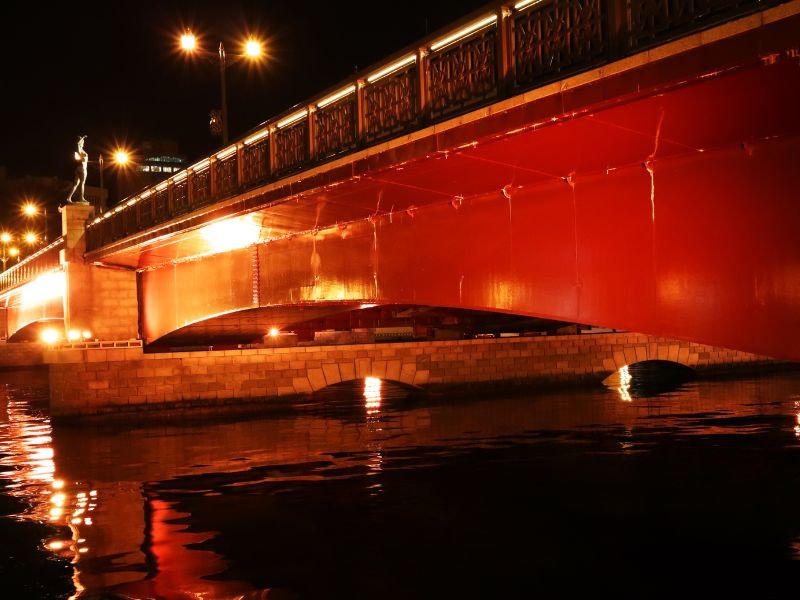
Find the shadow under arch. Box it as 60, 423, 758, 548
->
603, 360, 696, 399
7, 318, 65, 343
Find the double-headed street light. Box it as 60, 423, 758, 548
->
22, 201, 47, 243
0, 231, 36, 271
179, 31, 265, 145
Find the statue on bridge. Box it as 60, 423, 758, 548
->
65, 135, 90, 205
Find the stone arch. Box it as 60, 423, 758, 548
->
7, 318, 65, 343
290, 356, 426, 396
601, 340, 697, 378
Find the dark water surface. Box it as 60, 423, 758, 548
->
2, 366, 800, 599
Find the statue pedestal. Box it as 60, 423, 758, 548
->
58, 204, 139, 342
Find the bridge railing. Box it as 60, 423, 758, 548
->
0, 238, 64, 295
85, 0, 784, 253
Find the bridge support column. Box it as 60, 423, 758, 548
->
60, 205, 139, 341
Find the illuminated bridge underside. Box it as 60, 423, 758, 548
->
119, 54, 798, 357
1, 271, 65, 341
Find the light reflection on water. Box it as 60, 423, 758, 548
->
1, 368, 800, 598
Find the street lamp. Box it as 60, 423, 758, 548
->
94, 149, 131, 213
179, 30, 265, 145
22, 201, 48, 244
0, 232, 20, 272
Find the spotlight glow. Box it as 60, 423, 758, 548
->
41, 328, 62, 345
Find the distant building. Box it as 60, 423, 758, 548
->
116, 140, 186, 202
137, 140, 185, 177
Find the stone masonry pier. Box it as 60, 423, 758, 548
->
47, 332, 776, 419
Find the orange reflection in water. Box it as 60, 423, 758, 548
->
113, 498, 252, 600
0, 387, 89, 597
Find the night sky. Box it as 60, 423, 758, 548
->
0, 0, 490, 184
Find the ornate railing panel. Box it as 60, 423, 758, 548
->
429, 27, 498, 119
364, 65, 418, 142
123, 205, 138, 237
274, 121, 309, 174
173, 180, 189, 215
315, 96, 358, 159
112, 209, 126, 240
191, 168, 212, 207
243, 138, 270, 187
154, 189, 170, 223
513, 0, 606, 87
628, 0, 770, 48
138, 195, 155, 229
215, 154, 238, 198
84, 0, 787, 253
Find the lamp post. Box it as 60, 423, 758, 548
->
179, 31, 265, 146
94, 149, 130, 213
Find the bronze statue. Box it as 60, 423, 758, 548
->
66, 135, 90, 204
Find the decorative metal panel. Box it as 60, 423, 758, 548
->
191, 168, 212, 207
138, 195, 155, 229
275, 121, 309, 174
100, 219, 115, 246
123, 204, 138, 236
173, 181, 189, 215
243, 138, 269, 186
513, 0, 605, 88
364, 66, 418, 142
428, 28, 498, 119
154, 189, 170, 223
215, 154, 238, 197
628, 0, 766, 48
111, 211, 125, 241
315, 96, 357, 159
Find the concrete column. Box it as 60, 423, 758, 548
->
59, 204, 139, 341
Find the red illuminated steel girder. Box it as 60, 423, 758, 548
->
140, 57, 800, 359
109, 15, 800, 360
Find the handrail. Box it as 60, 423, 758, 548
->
0, 237, 64, 295
85, 0, 787, 253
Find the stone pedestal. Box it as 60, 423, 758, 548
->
60, 204, 139, 341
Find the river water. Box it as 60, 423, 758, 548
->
2, 366, 800, 599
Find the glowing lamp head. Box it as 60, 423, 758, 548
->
244, 38, 263, 58
23, 202, 39, 216
67, 330, 81, 342
0, 232, 11, 244
113, 150, 129, 165
9, 247, 19, 258
180, 32, 197, 51
268, 327, 280, 338
82, 330, 92, 340
24, 232, 38, 245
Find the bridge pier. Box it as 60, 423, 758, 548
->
60, 205, 138, 342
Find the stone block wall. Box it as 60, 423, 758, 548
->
0, 342, 44, 368
46, 332, 777, 418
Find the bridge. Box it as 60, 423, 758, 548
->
1, 0, 799, 361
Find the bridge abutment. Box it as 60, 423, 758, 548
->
46, 333, 779, 419
60, 205, 138, 342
